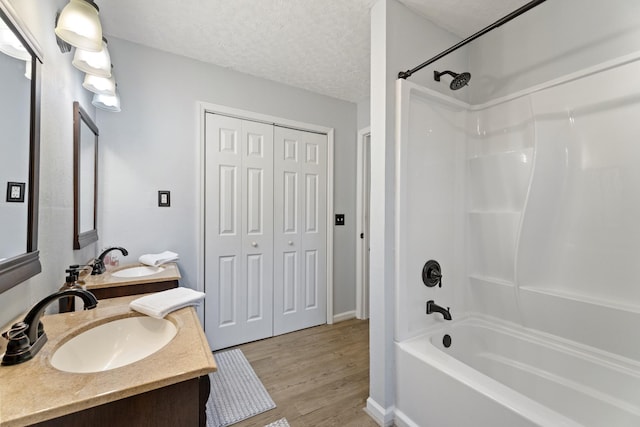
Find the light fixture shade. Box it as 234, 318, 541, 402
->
92, 90, 120, 112
72, 39, 111, 77
83, 72, 115, 95
24, 59, 32, 80
0, 21, 30, 61
54, 0, 102, 52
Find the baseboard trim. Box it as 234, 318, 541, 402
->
394, 408, 419, 427
364, 397, 395, 426
333, 310, 356, 323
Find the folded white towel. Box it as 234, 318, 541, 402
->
138, 251, 179, 267
130, 287, 205, 318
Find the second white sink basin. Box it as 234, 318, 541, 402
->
111, 265, 165, 278
50, 316, 177, 373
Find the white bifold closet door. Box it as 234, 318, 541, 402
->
205, 113, 327, 350
273, 126, 327, 335
205, 114, 274, 350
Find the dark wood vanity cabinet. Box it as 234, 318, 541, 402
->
88, 279, 179, 300
30, 374, 211, 427
57, 280, 179, 313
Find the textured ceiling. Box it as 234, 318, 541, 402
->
398, 0, 529, 38
99, 0, 530, 103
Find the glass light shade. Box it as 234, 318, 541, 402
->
72, 39, 111, 77
54, 0, 102, 52
83, 72, 115, 95
0, 22, 30, 61
24, 59, 32, 80
92, 90, 120, 112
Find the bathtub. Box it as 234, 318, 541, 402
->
394, 315, 640, 427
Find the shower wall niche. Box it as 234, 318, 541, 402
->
466, 96, 534, 323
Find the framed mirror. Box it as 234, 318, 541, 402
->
0, 0, 43, 293
73, 101, 98, 249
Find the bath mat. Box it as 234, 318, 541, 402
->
264, 418, 290, 427
206, 349, 276, 427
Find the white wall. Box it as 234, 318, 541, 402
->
0, 0, 97, 327
368, 0, 464, 422
357, 96, 370, 131
97, 37, 358, 318
469, 0, 640, 104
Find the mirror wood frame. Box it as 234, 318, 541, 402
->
0, 1, 43, 293
73, 101, 99, 249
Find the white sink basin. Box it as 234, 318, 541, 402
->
111, 265, 165, 278
50, 317, 177, 373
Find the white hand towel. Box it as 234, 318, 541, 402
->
130, 287, 205, 318
138, 251, 179, 267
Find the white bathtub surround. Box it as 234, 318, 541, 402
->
396, 315, 640, 427
394, 52, 640, 426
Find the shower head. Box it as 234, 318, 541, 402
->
434, 70, 471, 90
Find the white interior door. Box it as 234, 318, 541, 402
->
273, 126, 327, 335
205, 113, 274, 350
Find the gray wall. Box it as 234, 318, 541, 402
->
97, 37, 358, 318
368, 0, 464, 420
0, 0, 97, 327
357, 96, 370, 131
469, 0, 640, 104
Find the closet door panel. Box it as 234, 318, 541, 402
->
273, 127, 327, 335
205, 114, 273, 350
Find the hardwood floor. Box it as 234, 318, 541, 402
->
225, 319, 378, 427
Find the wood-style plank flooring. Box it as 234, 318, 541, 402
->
226, 319, 378, 427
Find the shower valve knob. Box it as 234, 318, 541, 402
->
422, 260, 442, 288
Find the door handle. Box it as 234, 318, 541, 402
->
251, 241, 258, 247
288, 241, 294, 246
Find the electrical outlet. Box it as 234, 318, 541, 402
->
335, 214, 345, 226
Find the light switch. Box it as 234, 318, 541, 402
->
158, 191, 171, 207
335, 214, 345, 226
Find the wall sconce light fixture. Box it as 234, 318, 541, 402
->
54, 0, 102, 52
83, 72, 115, 95
72, 37, 111, 77
92, 86, 120, 112
0, 19, 30, 60
24, 60, 32, 80
55, 0, 121, 112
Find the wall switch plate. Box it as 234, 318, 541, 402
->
158, 191, 171, 207
335, 214, 345, 226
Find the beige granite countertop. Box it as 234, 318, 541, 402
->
0, 294, 216, 427
82, 262, 181, 290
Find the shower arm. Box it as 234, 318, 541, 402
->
397, 0, 547, 80
434, 70, 458, 81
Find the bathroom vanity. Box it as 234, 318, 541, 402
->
0, 295, 216, 426
82, 262, 180, 300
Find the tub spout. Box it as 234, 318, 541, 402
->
426, 300, 452, 320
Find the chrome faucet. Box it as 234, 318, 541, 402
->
1, 288, 98, 366
426, 300, 452, 320
92, 246, 129, 275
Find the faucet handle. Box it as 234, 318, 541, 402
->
2, 322, 31, 359
2, 322, 28, 340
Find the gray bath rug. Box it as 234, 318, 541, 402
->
206, 349, 276, 427
264, 418, 290, 427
